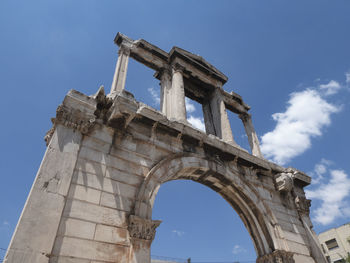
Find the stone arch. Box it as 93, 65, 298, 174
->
132, 153, 278, 257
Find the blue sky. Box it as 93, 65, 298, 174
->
1, 0, 350, 262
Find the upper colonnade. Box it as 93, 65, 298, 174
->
110, 32, 263, 158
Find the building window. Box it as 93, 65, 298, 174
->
325, 238, 339, 250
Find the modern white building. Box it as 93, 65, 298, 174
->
318, 223, 350, 263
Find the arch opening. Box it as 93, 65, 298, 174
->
151, 179, 257, 262
132, 154, 277, 260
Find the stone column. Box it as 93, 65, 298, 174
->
168, 65, 187, 122
128, 215, 161, 263
159, 68, 172, 116
203, 89, 237, 145
239, 113, 263, 158
110, 45, 130, 94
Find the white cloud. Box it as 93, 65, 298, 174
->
346, 71, 350, 84
306, 169, 350, 225
185, 98, 205, 131
310, 158, 333, 184
187, 115, 205, 131
232, 245, 246, 254
319, 80, 342, 96
185, 98, 196, 113
148, 87, 160, 106
3, 221, 9, 226
172, 230, 185, 237
260, 89, 340, 165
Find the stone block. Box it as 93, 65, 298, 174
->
256, 186, 273, 201
274, 210, 303, 226
63, 199, 127, 228
75, 158, 106, 177
89, 126, 114, 144
100, 191, 133, 212
283, 230, 308, 245
72, 169, 104, 190
68, 184, 101, 204
279, 219, 307, 235
94, 224, 129, 244
105, 166, 143, 187
293, 254, 316, 263
79, 146, 108, 166
57, 218, 96, 240
52, 237, 128, 262
82, 135, 111, 154
106, 154, 149, 176
110, 146, 153, 168
102, 178, 138, 199
50, 256, 90, 263
287, 240, 311, 256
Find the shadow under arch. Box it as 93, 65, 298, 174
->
132, 153, 278, 258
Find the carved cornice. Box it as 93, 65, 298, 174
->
257, 250, 295, 263
128, 215, 161, 241
55, 105, 96, 133
45, 104, 96, 146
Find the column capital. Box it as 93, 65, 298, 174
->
239, 112, 251, 122
128, 215, 162, 241
155, 67, 172, 80
118, 44, 131, 56
172, 63, 185, 74
257, 250, 295, 263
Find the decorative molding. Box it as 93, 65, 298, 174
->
93, 86, 113, 123
128, 215, 161, 241
55, 105, 96, 133
275, 172, 293, 193
257, 250, 295, 263
294, 195, 311, 216
44, 104, 96, 146
157, 67, 172, 81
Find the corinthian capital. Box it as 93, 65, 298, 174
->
257, 250, 295, 263
128, 215, 162, 241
